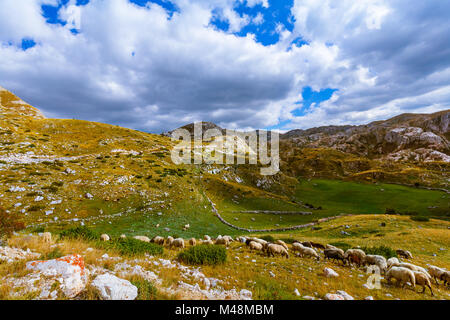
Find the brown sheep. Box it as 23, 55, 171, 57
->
189, 238, 196, 246
151, 236, 165, 245
396, 249, 413, 259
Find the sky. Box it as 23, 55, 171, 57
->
0, 0, 449, 133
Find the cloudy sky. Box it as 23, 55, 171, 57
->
0, 0, 449, 133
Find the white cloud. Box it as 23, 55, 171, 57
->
0, 0, 448, 133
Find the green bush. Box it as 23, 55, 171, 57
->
40, 247, 63, 260
104, 238, 163, 257
59, 226, 98, 241
410, 216, 430, 222
178, 245, 227, 265
131, 278, 159, 300
260, 235, 275, 242
361, 245, 397, 259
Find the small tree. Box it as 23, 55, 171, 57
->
0, 206, 25, 239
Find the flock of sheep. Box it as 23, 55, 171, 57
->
96, 232, 449, 296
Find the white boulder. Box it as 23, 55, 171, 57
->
92, 274, 138, 300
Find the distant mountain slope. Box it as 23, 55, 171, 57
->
281, 110, 449, 162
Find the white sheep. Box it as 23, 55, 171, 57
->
267, 243, 289, 259
223, 236, 233, 243
42, 232, 52, 243
120, 234, 127, 239
386, 267, 416, 289
173, 238, 185, 249
203, 240, 214, 245
292, 243, 318, 260
166, 236, 174, 247
426, 265, 447, 285
134, 236, 151, 243
325, 244, 345, 256
189, 238, 196, 246
204, 235, 211, 241
100, 234, 110, 242
364, 255, 387, 273
344, 249, 366, 266
387, 257, 400, 268
249, 241, 263, 251
413, 271, 434, 296
275, 240, 288, 251
215, 237, 230, 247
390, 262, 431, 279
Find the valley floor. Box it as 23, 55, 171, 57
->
1, 215, 449, 300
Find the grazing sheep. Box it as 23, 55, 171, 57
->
166, 236, 174, 247
151, 236, 165, 245
215, 237, 230, 247
223, 236, 233, 243
387, 257, 400, 268
386, 267, 415, 289
267, 243, 289, 259
345, 249, 366, 266
100, 234, 110, 242
396, 249, 413, 259
173, 238, 185, 249
184, 224, 190, 230
249, 241, 263, 251
324, 248, 346, 265
203, 240, 214, 245
325, 245, 345, 256
293, 243, 319, 260
301, 241, 313, 248
42, 232, 52, 243
363, 255, 387, 274
120, 234, 127, 239
413, 271, 434, 296
189, 238, 196, 246
310, 241, 326, 250
275, 240, 288, 251
134, 236, 151, 243
427, 265, 447, 285
204, 235, 211, 241
252, 238, 268, 246
442, 271, 450, 286
390, 262, 431, 279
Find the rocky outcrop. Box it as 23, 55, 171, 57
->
26, 254, 89, 298
91, 274, 138, 300
281, 110, 450, 162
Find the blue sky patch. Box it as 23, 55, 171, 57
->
292, 87, 338, 117
210, 0, 295, 46
129, 0, 179, 18
21, 38, 37, 50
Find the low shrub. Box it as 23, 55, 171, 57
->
40, 247, 63, 260
361, 245, 397, 259
178, 245, 227, 265
104, 238, 163, 257
260, 235, 275, 242
410, 216, 430, 222
59, 226, 98, 241
131, 277, 159, 300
